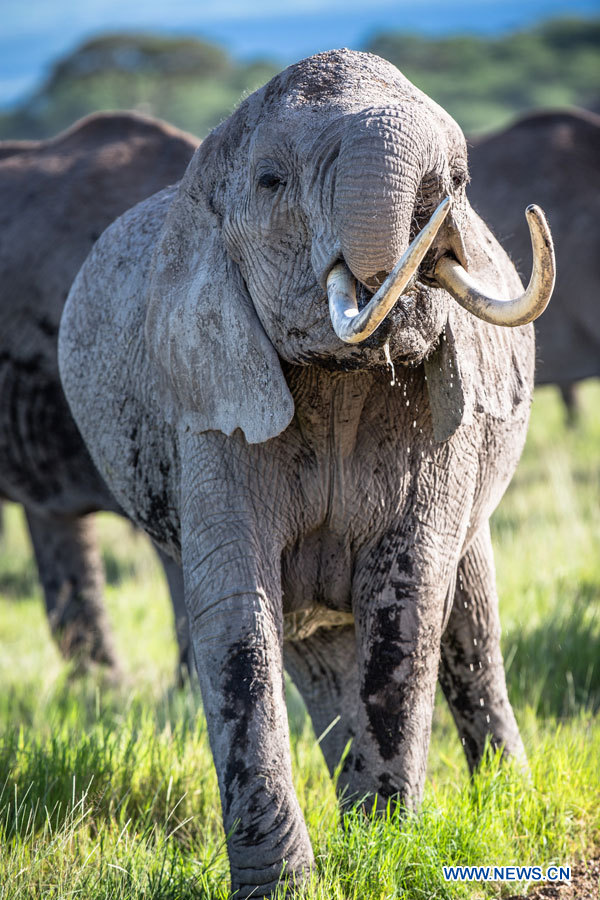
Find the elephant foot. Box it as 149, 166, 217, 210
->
230, 852, 314, 899
226, 792, 315, 898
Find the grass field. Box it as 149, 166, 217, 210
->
0, 383, 599, 898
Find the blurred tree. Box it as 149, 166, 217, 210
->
368, 17, 600, 133
0, 34, 278, 140
0, 18, 598, 140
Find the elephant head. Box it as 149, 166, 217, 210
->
145, 50, 553, 445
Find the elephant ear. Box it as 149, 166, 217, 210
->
424, 207, 534, 443
145, 159, 294, 444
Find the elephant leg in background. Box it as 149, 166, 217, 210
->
25, 509, 119, 672
154, 546, 195, 684
559, 381, 579, 428
181, 437, 313, 897
284, 625, 359, 784
438, 523, 525, 771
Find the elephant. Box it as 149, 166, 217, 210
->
59, 50, 554, 896
468, 107, 600, 424
0, 111, 198, 676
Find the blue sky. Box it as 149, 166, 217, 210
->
2, 0, 598, 106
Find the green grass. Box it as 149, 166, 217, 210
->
0, 382, 599, 898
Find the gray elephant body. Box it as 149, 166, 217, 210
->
0, 112, 198, 671
60, 52, 534, 895
469, 108, 600, 420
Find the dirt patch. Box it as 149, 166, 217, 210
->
505, 857, 599, 899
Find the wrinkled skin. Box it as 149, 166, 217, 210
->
469, 108, 600, 424
60, 52, 534, 896
0, 112, 198, 676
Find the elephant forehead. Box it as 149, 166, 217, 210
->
251, 57, 464, 160
256, 50, 424, 123
281, 50, 414, 103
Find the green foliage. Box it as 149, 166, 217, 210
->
0, 33, 279, 141
367, 17, 600, 132
492, 384, 600, 718
0, 381, 599, 896
0, 17, 598, 141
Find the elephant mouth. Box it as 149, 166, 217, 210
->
326, 198, 556, 345
353, 280, 430, 357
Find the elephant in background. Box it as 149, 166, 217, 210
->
0, 112, 198, 676
469, 108, 600, 423
60, 51, 554, 896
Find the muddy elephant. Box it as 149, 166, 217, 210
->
0, 112, 198, 675
469, 108, 600, 423
59, 51, 554, 896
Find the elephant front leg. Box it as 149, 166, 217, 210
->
439, 523, 525, 770
180, 466, 313, 896
184, 564, 313, 895
346, 553, 449, 810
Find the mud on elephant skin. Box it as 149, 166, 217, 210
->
468, 107, 600, 425
0, 112, 198, 677
59, 51, 554, 896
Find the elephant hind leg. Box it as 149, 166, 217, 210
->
284, 625, 359, 790
439, 523, 525, 771
25, 509, 120, 673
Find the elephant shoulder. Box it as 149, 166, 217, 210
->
58, 184, 182, 536
69, 184, 178, 323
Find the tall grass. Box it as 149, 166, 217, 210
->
0, 383, 598, 898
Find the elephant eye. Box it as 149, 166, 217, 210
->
451, 168, 468, 189
257, 171, 285, 191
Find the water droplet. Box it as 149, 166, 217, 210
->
479, 698, 485, 707
463, 602, 468, 609
473, 638, 478, 646
383, 341, 397, 387
412, 420, 416, 428
469, 663, 474, 672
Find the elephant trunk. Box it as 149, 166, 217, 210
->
333, 107, 425, 291
329, 107, 555, 343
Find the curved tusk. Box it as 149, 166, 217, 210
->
434, 204, 555, 327
327, 196, 451, 344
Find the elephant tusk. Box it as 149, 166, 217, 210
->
433, 204, 555, 327
327, 196, 451, 344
